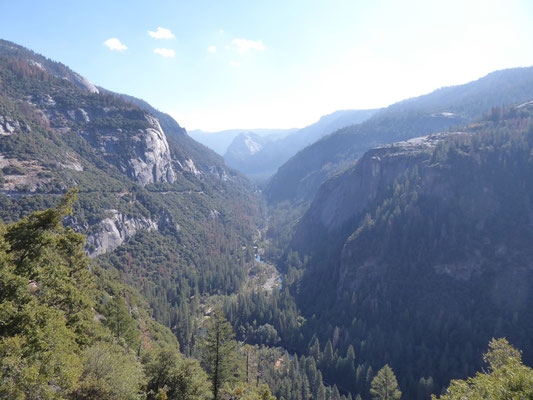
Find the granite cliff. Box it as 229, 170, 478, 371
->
0, 39, 257, 261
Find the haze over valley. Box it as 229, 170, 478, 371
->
1, 2, 533, 399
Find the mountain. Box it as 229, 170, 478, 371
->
189, 127, 296, 155
223, 131, 273, 178
0, 39, 260, 352
223, 109, 378, 183
4, 36, 533, 400
266, 67, 533, 206
0, 39, 356, 400
0, 39, 99, 94
283, 103, 533, 398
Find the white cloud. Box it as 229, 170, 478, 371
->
154, 48, 176, 58
148, 27, 175, 39
231, 38, 264, 54
229, 60, 240, 67
208, 45, 217, 53
225, 45, 230, 50
219, 29, 224, 34
103, 38, 128, 51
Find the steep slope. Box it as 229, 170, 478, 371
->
103, 89, 235, 180
285, 104, 533, 398
224, 109, 377, 182
0, 38, 99, 93
266, 67, 533, 206
0, 40, 260, 352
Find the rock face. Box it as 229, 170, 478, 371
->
294, 109, 533, 292
0, 115, 25, 135
0, 38, 258, 266
85, 210, 158, 257
307, 134, 452, 234
125, 115, 176, 185
67, 109, 176, 186
71, 72, 99, 94
296, 130, 509, 291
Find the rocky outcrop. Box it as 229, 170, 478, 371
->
305, 133, 454, 234
71, 72, 99, 94
126, 115, 176, 185
0, 115, 24, 135
209, 165, 230, 181
85, 210, 158, 257
66, 108, 90, 123
176, 158, 202, 176
79, 112, 176, 186
293, 131, 498, 289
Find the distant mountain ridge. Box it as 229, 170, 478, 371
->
189, 128, 296, 155
223, 109, 378, 182
266, 66, 533, 206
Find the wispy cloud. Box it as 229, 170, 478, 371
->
231, 38, 264, 54
148, 27, 175, 39
103, 38, 128, 51
208, 45, 217, 53
154, 48, 176, 58
229, 60, 240, 67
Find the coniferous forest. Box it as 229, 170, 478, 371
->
1, 13, 533, 399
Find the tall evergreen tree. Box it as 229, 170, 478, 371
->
198, 308, 239, 400
370, 365, 401, 400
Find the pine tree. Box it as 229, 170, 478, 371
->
308, 335, 321, 360
370, 365, 401, 400
198, 308, 238, 400
103, 296, 139, 347
321, 339, 335, 376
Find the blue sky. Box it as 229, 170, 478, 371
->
2, 0, 533, 131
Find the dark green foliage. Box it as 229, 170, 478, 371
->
433, 338, 533, 399
223, 287, 303, 348
370, 365, 401, 400
102, 296, 141, 348
254, 346, 356, 400
0, 40, 261, 360
2, 165, 25, 175
0, 191, 96, 397
198, 309, 239, 400
0, 192, 214, 399
275, 106, 533, 398
144, 347, 210, 400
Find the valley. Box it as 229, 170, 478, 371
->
0, 37, 533, 400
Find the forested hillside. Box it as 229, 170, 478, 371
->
0, 39, 264, 356
2, 37, 533, 400
274, 103, 533, 398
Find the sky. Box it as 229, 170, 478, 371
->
1, 0, 533, 131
